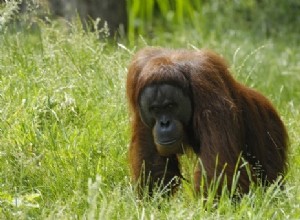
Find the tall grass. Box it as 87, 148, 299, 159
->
0, 1, 299, 219
126, 0, 300, 43
127, 0, 203, 43
0, 0, 21, 31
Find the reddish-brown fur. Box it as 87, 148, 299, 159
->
126, 47, 288, 195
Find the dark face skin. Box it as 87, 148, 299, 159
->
139, 84, 192, 156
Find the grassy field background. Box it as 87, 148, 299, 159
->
0, 4, 300, 219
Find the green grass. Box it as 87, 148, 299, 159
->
0, 18, 300, 219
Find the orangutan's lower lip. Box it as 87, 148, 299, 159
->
156, 139, 178, 145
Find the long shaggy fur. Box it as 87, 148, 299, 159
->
126, 47, 288, 195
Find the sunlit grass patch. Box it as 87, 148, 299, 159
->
0, 6, 299, 219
